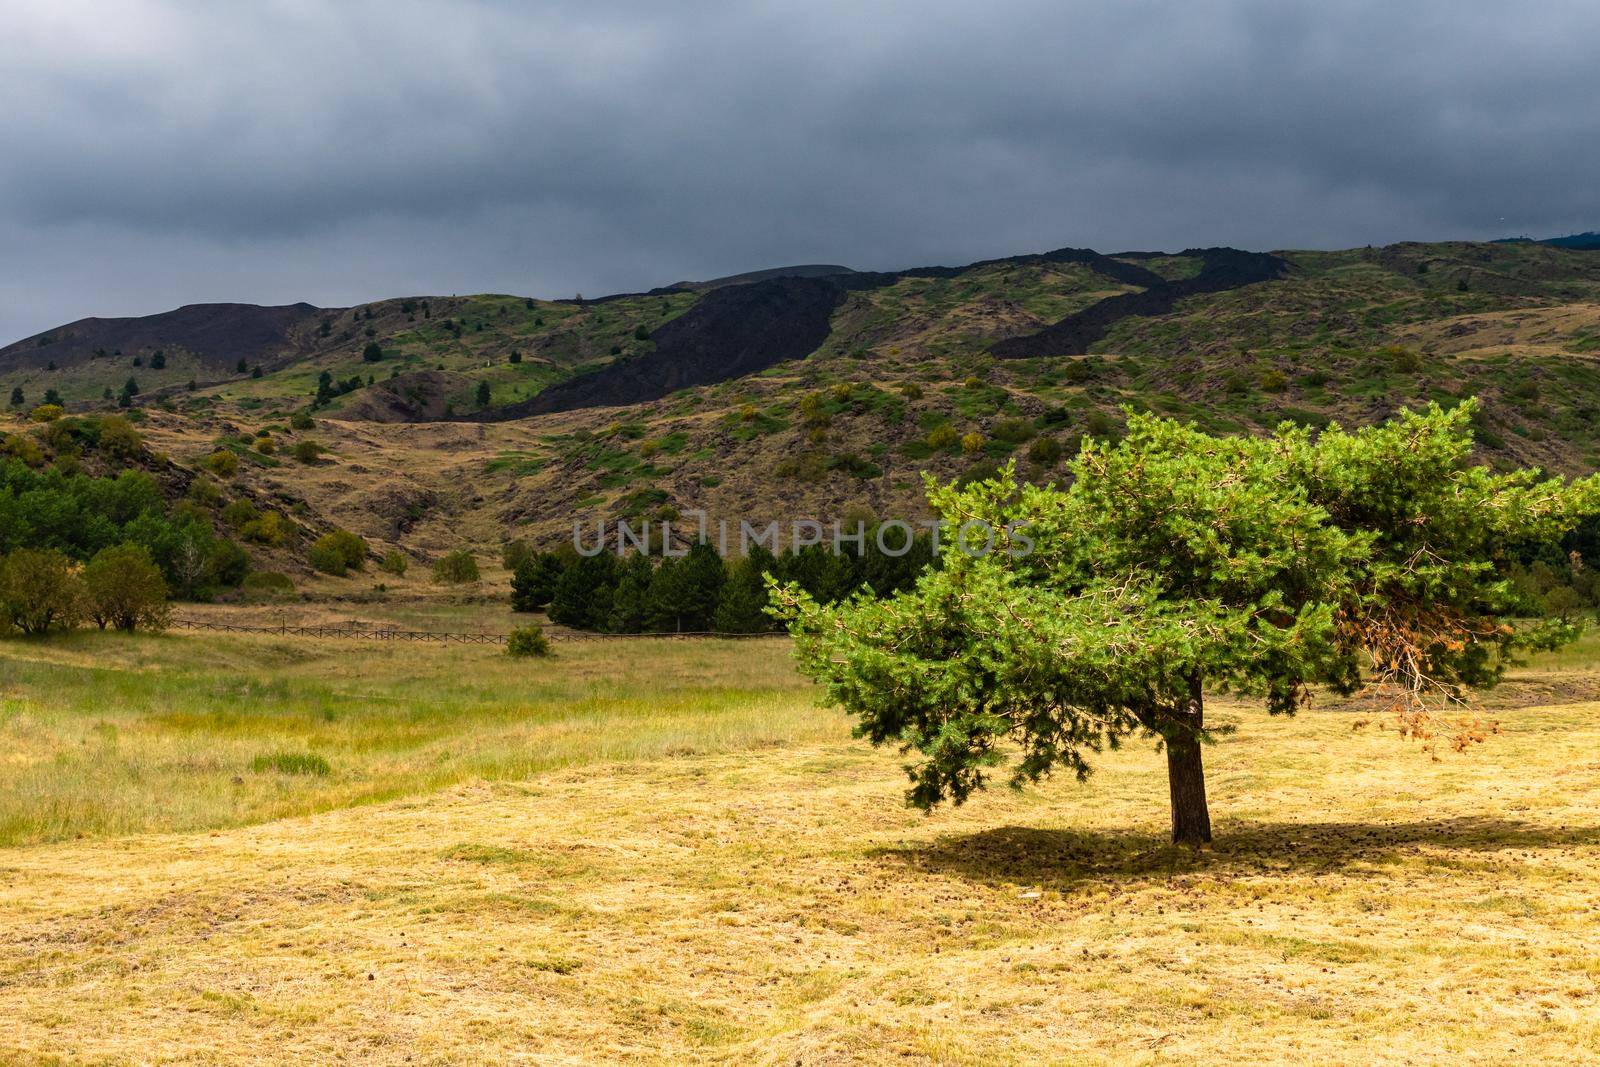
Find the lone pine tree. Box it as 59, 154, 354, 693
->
772, 402, 1596, 845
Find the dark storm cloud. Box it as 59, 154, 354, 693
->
3, 0, 1598, 342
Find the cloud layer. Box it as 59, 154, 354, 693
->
3, 0, 1597, 341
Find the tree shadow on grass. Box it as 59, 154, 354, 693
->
875, 817, 1600, 890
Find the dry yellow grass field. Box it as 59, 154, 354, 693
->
2, 633, 1600, 1064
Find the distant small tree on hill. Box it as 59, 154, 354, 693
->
476, 381, 491, 407
8, 387, 22, 407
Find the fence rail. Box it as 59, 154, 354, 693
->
172, 618, 786, 644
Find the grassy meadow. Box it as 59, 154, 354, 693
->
0, 631, 816, 847
2, 628, 1600, 1063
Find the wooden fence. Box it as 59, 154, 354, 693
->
172, 619, 786, 644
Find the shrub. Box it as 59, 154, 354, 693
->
289, 410, 315, 430
960, 431, 986, 455
291, 440, 323, 464
240, 511, 289, 546
188, 477, 223, 507
221, 498, 260, 529
926, 424, 959, 450
1258, 368, 1289, 392
506, 623, 552, 658
432, 550, 480, 584
206, 449, 239, 476
362, 341, 384, 362
255, 436, 276, 455
1084, 410, 1123, 441
30, 404, 64, 423
0, 548, 85, 635
97, 415, 143, 459
1027, 436, 1064, 465
82, 544, 171, 632
250, 751, 330, 776
309, 530, 367, 576
378, 551, 408, 576
1383, 345, 1424, 373
991, 417, 1034, 444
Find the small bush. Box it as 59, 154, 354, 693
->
289, 410, 315, 430
250, 752, 330, 776
97, 415, 143, 458
506, 624, 552, 658
188, 477, 223, 506
30, 404, 64, 423
378, 551, 408, 576
432, 550, 480, 584
960, 431, 986, 455
240, 511, 289, 546
991, 417, 1033, 444
926, 424, 959, 450
1027, 436, 1064, 465
309, 530, 367, 576
1383, 345, 1424, 373
206, 449, 239, 477
222, 499, 260, 529
291, 440, 323, 464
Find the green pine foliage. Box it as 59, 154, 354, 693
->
770, 402, 1598, 845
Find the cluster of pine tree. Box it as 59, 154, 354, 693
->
509, 532, 937, 634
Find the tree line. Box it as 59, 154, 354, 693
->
507, 531, 937, 634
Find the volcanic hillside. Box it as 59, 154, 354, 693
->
5, 239, 1600, 571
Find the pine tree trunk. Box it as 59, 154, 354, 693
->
1164, 674, 1212, 846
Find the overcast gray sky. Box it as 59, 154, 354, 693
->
2, 0, 1597, 343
